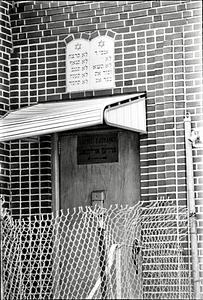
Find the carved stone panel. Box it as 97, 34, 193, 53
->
90, 36, 115, 90
66, 39, 90, 92
66, 36, 115, 92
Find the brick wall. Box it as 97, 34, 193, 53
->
8, 0, 203, 293
9, 137, 52, 218
0, 0, 12, 208
8, 1, 53, 218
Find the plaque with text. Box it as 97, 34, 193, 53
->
77, 132, 118, 164
66, 39, 89, 92
66, 36, 115, 92
90, 36, 115, 90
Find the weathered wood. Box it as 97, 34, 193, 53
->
60, 129, 140, 211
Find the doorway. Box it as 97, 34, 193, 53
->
56, 128, 142, 298
59, 128, 141, 211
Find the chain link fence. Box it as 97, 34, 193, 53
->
141, 199, 192, 299
1, 199, 192, 299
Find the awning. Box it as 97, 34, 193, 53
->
0, 93, 146, 142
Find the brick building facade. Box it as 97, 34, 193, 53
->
0, 0, 202, 296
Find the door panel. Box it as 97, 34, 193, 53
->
58, 129, 141, 298
60, 130, 140, 210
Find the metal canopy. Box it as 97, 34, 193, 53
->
0, 93, 146, 142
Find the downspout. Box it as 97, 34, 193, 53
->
184, 113, 201, 299
51, 133, 60, 213
51, 132, 60, 299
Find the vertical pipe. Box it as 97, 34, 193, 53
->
51, 133, 60, 298
51, 133, 60, 212
184, 113, 201, 299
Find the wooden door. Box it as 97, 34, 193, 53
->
60, 129, 140, 211
58, 129, 141, 298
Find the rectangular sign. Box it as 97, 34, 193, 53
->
77, 132, 118, 164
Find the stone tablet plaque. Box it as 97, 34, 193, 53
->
66, 36, 115, 92
66, 39, 89, 92
77, 132, 118, 164
90, 36, 115, 90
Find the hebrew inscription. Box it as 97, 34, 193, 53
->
90, 36, 115, 90
66, 39, 89, 91
66, 36, 115, 92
